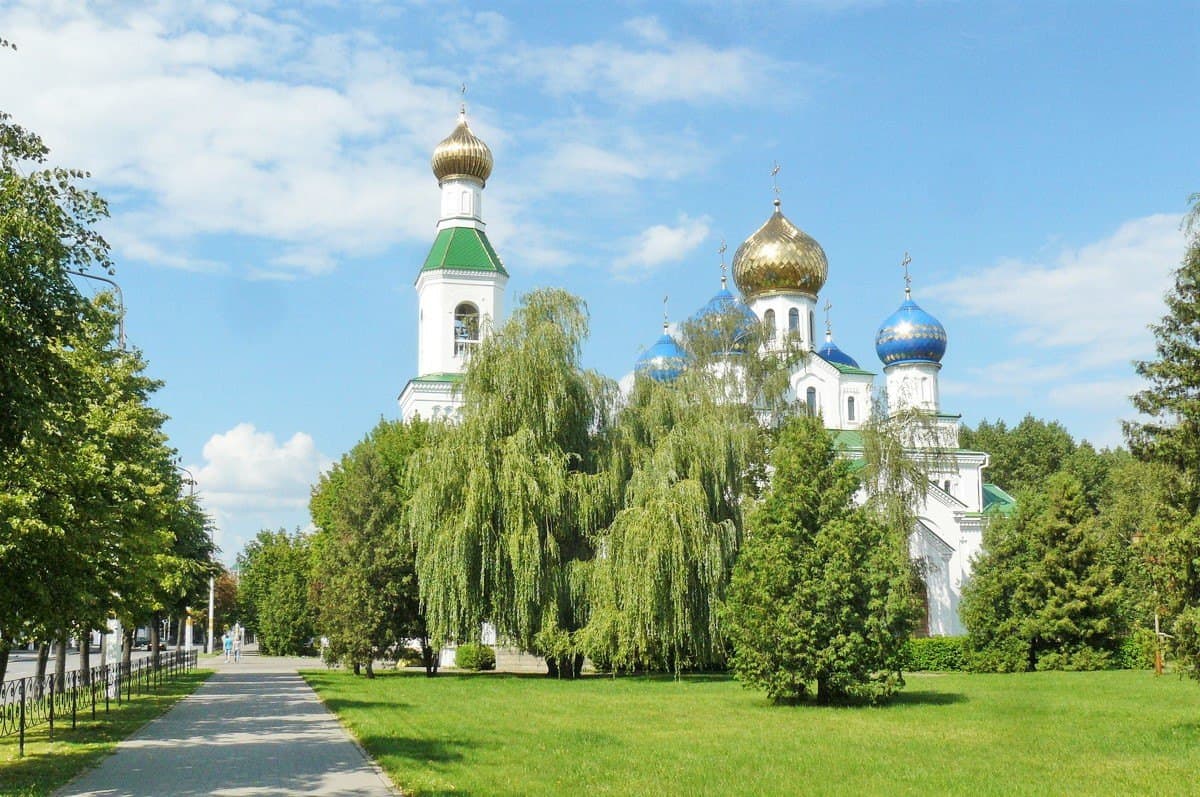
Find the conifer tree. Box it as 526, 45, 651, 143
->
961, 472, 1124, 671
1125, 193, 1200, 679
724, 415, 916, 704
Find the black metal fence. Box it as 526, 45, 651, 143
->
0, 648, 199, 756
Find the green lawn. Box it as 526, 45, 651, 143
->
303, 669, 1200, 796
0, 670, 211, 797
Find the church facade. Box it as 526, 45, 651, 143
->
399, 110, 1015, 637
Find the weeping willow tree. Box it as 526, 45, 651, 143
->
580, 303, 802, 673
408, 289, 616, 677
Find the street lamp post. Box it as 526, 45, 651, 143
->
66, 270, 125, 349
178, 466, 213, 655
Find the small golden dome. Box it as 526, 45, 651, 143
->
732, 200, 828, 299
431, 112, 493, 185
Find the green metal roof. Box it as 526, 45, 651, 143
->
410, 372, 465, 384
982, 482, 1017, 515
421, 226, 508, 276
830, 429, 864, 450
816, 353, 875, 376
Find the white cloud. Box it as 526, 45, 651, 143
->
512, 38, 791, 106
614, 214, 711, 280
187, 423, 331, 557
927, 213, 1186, 368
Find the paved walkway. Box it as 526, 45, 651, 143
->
56, 652, 398, 797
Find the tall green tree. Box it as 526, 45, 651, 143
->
1, 105, 108, 458
237, 528, 315, 655
961, 472, 1125, 671
310, 418, 432, 676
724, 415, 917, 704
580, 303, 789, 674
408, 289, 612, 677
1125, 193, 1200, 679
960, 415, 1078, 495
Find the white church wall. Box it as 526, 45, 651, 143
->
748, 293, 818, 351
416, 270, 507, 377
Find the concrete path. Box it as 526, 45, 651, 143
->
56, 652, 398, 797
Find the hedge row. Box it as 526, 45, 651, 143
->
902, 634, 1155, 672
901, 637, 966, 671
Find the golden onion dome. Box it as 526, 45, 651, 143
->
431, 112, 493, 185
732, 200, 828, 299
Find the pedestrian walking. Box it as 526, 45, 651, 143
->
233, 626, 242, 663
223, 631, 233, 663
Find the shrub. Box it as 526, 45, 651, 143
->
1115, 629, 1156, 670
455, 643, 496, 671
902, 637, 966, 671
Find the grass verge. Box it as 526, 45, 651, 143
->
0, 669, 211, 796
304, 669, 1200, 797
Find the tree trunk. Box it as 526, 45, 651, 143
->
122, 628, 133, 668
36, 641, 50, 680
573, 653, 585, 679
422, 642, 439, 677
177, 617, 185, 652
365, 659, 375, 679
54, 632, 67, 691
353, 661, 361, 676
80, 632, 91, 685
150, 613, 161, 670
0, 638, 10, 683
545, 656, 559, 678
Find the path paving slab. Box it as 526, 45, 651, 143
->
56, 653, 396, 797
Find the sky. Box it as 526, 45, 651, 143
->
3, 1, 1197, 562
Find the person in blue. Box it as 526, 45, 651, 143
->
222, 629, 233, 663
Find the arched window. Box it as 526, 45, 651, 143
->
454, 302, 480, 356
460, 190, 471, 214
809, 312, 815, 347
847, 396, 856, 421
764, 309, 776, 340
788, 307, 799, 332
806, 387, 817, 416
943, 480, 952, 493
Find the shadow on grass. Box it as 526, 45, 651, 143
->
888, 689, 968, 707
358, 733, 474, 766
317, 697, 413, 713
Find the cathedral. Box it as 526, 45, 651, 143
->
399, 108, 1015, 637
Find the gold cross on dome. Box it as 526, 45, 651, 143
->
770, 161, 782, 198
459, 82, 467, 115
663, 294, 669, 330
823, 300, 833, 335
901, 252, 912, 297
718, 239, 728, 286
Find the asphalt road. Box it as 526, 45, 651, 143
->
5, 648, 167, 680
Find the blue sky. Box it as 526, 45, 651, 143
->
3, 1, 1196, 561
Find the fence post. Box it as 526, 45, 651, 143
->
48, 675, 55, 737
72, 671, 77, 729
18, 678, 25, 758
92, 668, 97, 720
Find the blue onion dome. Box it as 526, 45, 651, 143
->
690, 281, 758, 352
636, 326, 688, 382
875, 292, 947, 367
817, 331, 860, 368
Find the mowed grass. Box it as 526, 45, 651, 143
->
304, 668, 1200, 797
0, 670, 211, 797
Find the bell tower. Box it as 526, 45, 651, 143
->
399, 101, 508, 422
